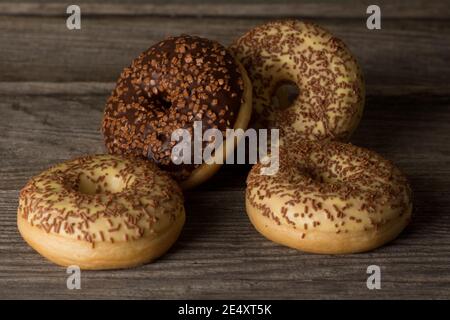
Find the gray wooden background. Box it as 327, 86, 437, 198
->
0, 0, 449, 299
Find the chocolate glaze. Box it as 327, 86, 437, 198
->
102, 35, 244, 180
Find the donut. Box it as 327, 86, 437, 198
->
102, 35, 252, 189
230, 20, 364, 143
245, 140, 412, 254
17, 154, 185, 270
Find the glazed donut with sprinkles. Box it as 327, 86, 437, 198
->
231, 20, 365, 143
102, 35, 252, 189
246, 140, 412, 254
17, 155, 185, 270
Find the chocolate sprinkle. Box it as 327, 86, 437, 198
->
230, 20, 365, 143
102, 35, 245, 180
18, 155, 184, 246
246, 140, 412, 234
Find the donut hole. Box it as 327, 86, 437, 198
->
151, 94, 172, 112
310, 171, 339, 184
158, 97, 172, 110
272, 81, 300, 110
296, 165, 340, 185
157, 133, 167, 142
76, 172, 131, 195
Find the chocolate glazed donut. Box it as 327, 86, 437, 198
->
102, 35, 252, 188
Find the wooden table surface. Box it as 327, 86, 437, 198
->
1, 0, 449, 299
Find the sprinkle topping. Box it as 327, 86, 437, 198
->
230, 20, 365, 142
102, 35, 245, 180
18, 155, 184, 247
246, 140, 412, 236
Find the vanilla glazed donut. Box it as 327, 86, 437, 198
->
246, 141, 412, 254
230, 20, 364, 143
102, 35, 252, 189
17, 154, 185, 270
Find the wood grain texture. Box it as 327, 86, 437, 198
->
1, 0, 449, 300
0, 16, 449, 90
1, 0, 449, 19
0, 86, 449, 299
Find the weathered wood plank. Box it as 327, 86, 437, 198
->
0, 0, 448, 19
2, 81, 450, 98
0, 87, 449, 190
1, 0, 449, 299
0, 16, 449, 90
0, 89, 449, 299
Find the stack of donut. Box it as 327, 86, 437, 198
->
231, 20, 411, 254
17, 20, 412, 270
